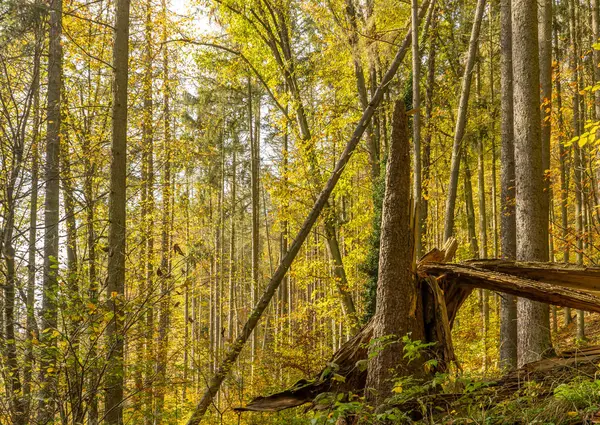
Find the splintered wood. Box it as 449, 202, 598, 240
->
236, 241, 600, 413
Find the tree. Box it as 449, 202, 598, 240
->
512, 0, 552, 366
366, 101, 423, 404
499, 0, 517, 370
104, 0, 130, 422
38, 0, 62, 421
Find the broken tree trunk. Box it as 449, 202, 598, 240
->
236, 255, 600, 413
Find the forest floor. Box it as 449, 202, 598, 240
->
554, 312, 600, 350
427, 311, 600, 425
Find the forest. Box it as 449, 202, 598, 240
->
2, 0, 600, 423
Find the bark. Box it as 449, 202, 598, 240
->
500, 0, 517, 370
62, 135, 84, 423
38, 0, 62, 420
138, 0, 153, 420
24, 11, 42, 410
464, 154, 479, 258
477, 135, 488, 259
143, 12, 156, 418
184, 9, 424, 422
568, 0, 586, 341
443, 0, 487, 240
249, 79, 260, 373
412, 0, 423, 256
84, 132, 100, 425
512, 0, 552, 366
421, 17, 437, 254
594, 0, 600, 194
155, 3, 172, 419
553, 22, 572, 325
104, 0, 130, 422
539, 0, 552, 259
366, 101, 423, 405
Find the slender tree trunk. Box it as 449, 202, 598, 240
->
249, 79, 260, 379
421, 17, 437, 254
25, 16, 42, 408
104, 0, 130, 421
499, 7, 519, 359
412, 0, 423, 256
464, 154, 480, 258
62, 134, 84, 423
513, 0, 552, 366
136, 0, 153, 419
569, 0, 586, 341
553, 22, 572, 325
38, 0, 63, 420
228, 138, 237, 342
477, 135, 488, 258
443, 0, 487, 240
593, 0, 600, 194
84, 134, 100, 425
155, 2, 172, 418
539, 0, 552, 260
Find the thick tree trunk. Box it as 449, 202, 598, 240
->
443, 0, 487, 240
366, 101, 424, 405
104, 0, 130, 422
512, 0, 552, 366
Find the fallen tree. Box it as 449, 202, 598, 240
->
236, 250, 600, 413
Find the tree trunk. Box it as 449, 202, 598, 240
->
499, 0, 518, 370
421, 15, 437, 256
138, 0, 154, 420
24, 13, 42, 410
464, 154, 480, 259
155, 2, 172, 419
539, 0, 552, 260
412, 0, 423, 256
593, 0, 600, 195
104, 0, 130, 422
443, 0, 487, 240
366, 100, 424, 406
553, 22, 572, 326
38, 0, 62, 420
512, 0, 552, 366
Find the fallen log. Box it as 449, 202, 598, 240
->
421, 263, 600, 313
463, 260, 600, 292
236, 259, 600, 413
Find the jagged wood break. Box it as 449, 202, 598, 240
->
236, 244, 600, 412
